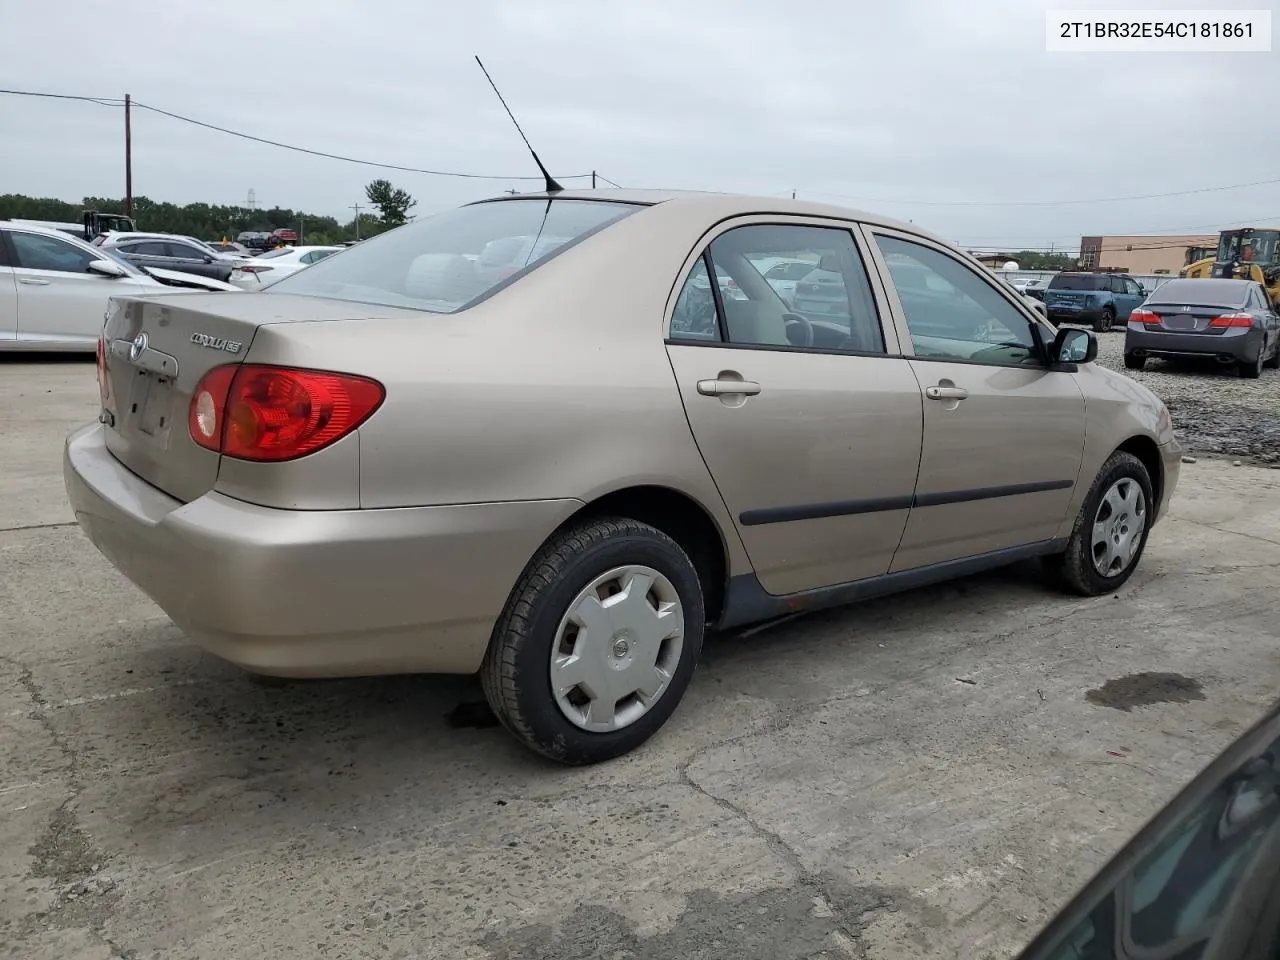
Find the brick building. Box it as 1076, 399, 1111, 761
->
1078, 234, 1217, 274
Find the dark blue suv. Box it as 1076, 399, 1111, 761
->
1044, 272, 1147, 332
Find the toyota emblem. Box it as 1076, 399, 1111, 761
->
129, 331, 148, 361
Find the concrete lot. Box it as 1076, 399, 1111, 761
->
3, 356, 1280, 960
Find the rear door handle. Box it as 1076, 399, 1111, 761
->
697, 378, 762, 397
925, 385, 969, 401
17, 277, 50, 286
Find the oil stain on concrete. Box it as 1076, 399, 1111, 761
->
481, 879, 902, 959
1085, 672, 1206, 712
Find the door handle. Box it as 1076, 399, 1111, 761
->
925, 385, 969, 401
697, 378, 762, 397
18, 277, 50, 286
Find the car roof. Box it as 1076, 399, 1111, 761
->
0, 220, 92, 243
469, 189, 936, 243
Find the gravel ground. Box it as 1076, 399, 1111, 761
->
1091, 329, 1280, 466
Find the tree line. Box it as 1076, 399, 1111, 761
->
0, 179, 419, 247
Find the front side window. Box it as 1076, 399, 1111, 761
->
1125, 278, 1142, 296
166, 243, 205, 260
684, 223, 884, 352
10, 232, 97, 274
874, 234, 1040, 366
263, 198, 639, 313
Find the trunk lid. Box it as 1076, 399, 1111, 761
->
1143, 304, 1237, 335
99, 292, 387, 503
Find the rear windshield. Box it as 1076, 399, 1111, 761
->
263, 199, 639, 313
1147, 279, 1250, 308
1048, 274, 1109, 291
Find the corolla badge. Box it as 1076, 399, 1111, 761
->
189, 332, 244, 354
129, 331, 149, 361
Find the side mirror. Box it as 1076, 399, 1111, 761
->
86, 259, 127, 279
1052, 327, 1096, 365
202, 255, 215, 263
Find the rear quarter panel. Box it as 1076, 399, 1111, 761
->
243, 203, 755, 574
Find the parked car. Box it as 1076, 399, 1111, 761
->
64, 191, 1180, 764
0, 222, 236, 352
1045, 272, 1147, 332
754, 257, 817, 307
98, 235, 237, 283
1017, 697, 1280, 960
228, 245, 343, 289
237, 231, 275, 252
207, 241, 252, 256
1022, 277, 1051, 302
1125, 278, 1280, 378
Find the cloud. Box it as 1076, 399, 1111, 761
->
2, 0, 1277, 249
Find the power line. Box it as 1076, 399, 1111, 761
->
796, 174, 1280, 208
0, 87, 594, 182
0, 88, 122, 106
596, 174, 623, 188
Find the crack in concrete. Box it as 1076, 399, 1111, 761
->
1168, 515, 1280, 548
676, 742, 899, 954
0, 520, 79, 534
3, 654, 130, 958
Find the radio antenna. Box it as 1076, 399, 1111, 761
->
475, 56, 563, 194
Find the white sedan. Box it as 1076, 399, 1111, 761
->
229, 245, 342, 289
0, 222, 237, 353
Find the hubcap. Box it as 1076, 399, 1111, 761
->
1090, 478, 1147, 577
549, 565, 685, 733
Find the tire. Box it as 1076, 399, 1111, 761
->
1123, 353, 1146, 371
1239, 351, 1264, 379
481, 517, 705, 765
1265, 342, 1280, 369
1093, 307, 1115, 333
1045, 451, 1154, 597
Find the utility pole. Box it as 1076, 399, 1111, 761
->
124, 94, 133, 218
350, 203, 363, 241
792, 189, 796, 199
592, 171, 597, 189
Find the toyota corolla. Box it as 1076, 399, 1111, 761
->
64, 190, 1181, 764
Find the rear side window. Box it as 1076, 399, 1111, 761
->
263, 199, 640, 313
669, 223, 884, 353
1049, 274, 1109, 291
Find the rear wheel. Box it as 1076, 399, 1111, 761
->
1239, 351, 1264, 379
1094, 307, 1115, 333
1123, 353, 1146, 371
1045, 451, 1153, 596
481, 518, 705, 765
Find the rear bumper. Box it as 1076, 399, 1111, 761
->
1047, 305, 1103, 326
64, 423, 582, 677
1124, 325, 1260, 363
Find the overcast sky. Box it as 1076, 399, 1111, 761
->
2, 0, 1277, 251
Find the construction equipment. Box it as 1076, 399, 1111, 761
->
1181, 228, 1280, 308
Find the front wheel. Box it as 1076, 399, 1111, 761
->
1045, 451, 1153, 596
481, 517, 705, 765
1094, 308, 1115, 333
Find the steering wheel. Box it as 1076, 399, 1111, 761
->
782, 312, 814, 347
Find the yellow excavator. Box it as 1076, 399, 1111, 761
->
1181, 227, 1280, 308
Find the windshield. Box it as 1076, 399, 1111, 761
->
1048, 274, 1109, 291
264, 198, 640, 313
1218, 230, 1280, 265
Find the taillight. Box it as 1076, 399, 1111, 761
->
1209, 312, 1254, 328
236, 265, 273, 275
188, 365, 384, 462
1129, 309, 1161, 326
96, 332, 110, 405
